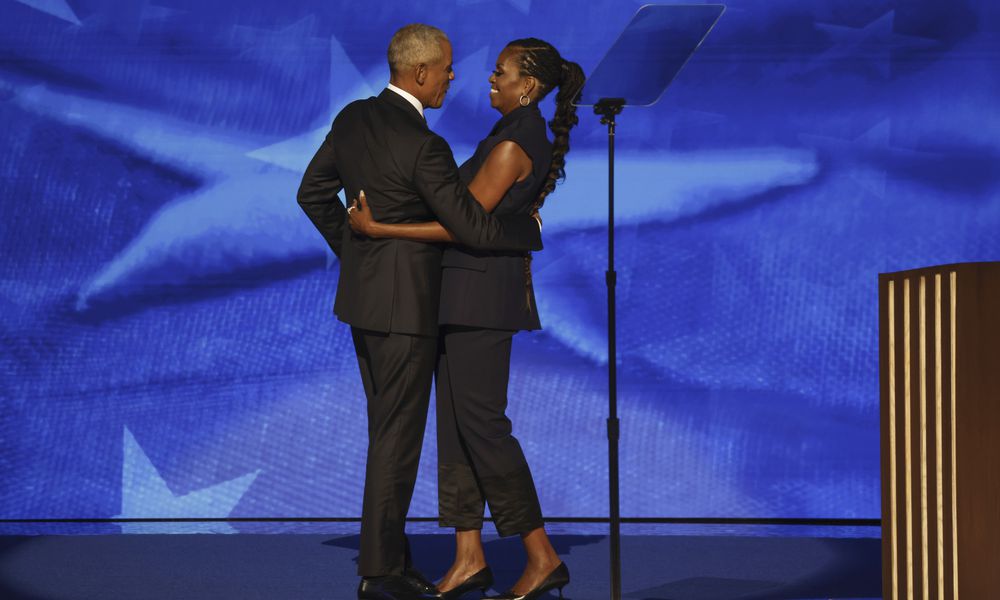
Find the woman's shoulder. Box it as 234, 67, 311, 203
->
489, 112, 550, 164
497, 110, 548, 142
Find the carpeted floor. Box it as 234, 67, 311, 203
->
0, 533, 881, 600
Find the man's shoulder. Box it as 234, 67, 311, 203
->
334, 95, 433, 137
420, 131, 453, 157
333, 96, 376, 122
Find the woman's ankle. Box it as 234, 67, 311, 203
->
520, 527, 560, 568
452, 555, 487, 571
453, 529, 487, 569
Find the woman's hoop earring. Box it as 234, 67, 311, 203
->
519, 94, 531, 107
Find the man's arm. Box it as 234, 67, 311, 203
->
412, 135, 542, 252
297, 128, 346, 257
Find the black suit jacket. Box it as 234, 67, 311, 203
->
297, 89, 543, 336
438, 105, 551, 331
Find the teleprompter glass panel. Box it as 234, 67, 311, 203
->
577, 4, 726, 107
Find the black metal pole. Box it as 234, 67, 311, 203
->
595, 97, 624, 600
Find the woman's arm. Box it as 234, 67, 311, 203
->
466, 140, 533, 213
348, 198, 457, 242
347, 192, 457, 242
348, 141, 533, 242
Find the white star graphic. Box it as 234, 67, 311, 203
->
14, 0, 80, 25
799, 118, 941, 198
815, 11, 940, 79
114, 426, 259, 533
247, 33, 379, 171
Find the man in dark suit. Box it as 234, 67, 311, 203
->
296, 23, 542, 600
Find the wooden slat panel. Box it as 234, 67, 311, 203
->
882, 263, 1000, 599
949, 271, 958, 598
896, 277, 911, 598
882, 276, 898, 600
923, 275, 939, 599
940, 271, 955, 600
919, 276, 930, 600
930, 273, 942, 600
908, 277, 925, 597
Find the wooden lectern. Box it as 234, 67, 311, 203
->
879, 262, 1000, 599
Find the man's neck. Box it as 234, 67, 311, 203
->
386, 81, 424, 117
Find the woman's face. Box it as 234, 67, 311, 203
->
489, 47, 531, 115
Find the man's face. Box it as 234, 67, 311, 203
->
422, 39, 454, 109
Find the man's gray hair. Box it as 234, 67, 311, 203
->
387, 24, 449, 73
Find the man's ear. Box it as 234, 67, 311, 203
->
415, 63, 428, 86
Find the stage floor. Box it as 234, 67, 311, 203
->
0, 527, 881, 600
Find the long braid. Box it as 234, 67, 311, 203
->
507, 39, 586, 211
505, 38, 585, 312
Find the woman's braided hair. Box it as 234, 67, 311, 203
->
505, 38, 585, 312
507, 38, 586, 211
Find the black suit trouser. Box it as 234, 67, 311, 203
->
352, 327, 436, 577
436, 326, 544, 537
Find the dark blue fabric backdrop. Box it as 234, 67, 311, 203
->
2, 0, 998, 528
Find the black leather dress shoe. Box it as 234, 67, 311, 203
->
404, 568, 440, 594
358, 574, 443, 600
439, 566, 494, 599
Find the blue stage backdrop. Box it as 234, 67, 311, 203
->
2, 0, 998, 528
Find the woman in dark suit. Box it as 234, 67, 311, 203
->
350, 38, 584, 600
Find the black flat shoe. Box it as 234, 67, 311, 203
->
439, 566, 494, 599
491, 562, 569, 600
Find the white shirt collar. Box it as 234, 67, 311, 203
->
386, 83, 424, 118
